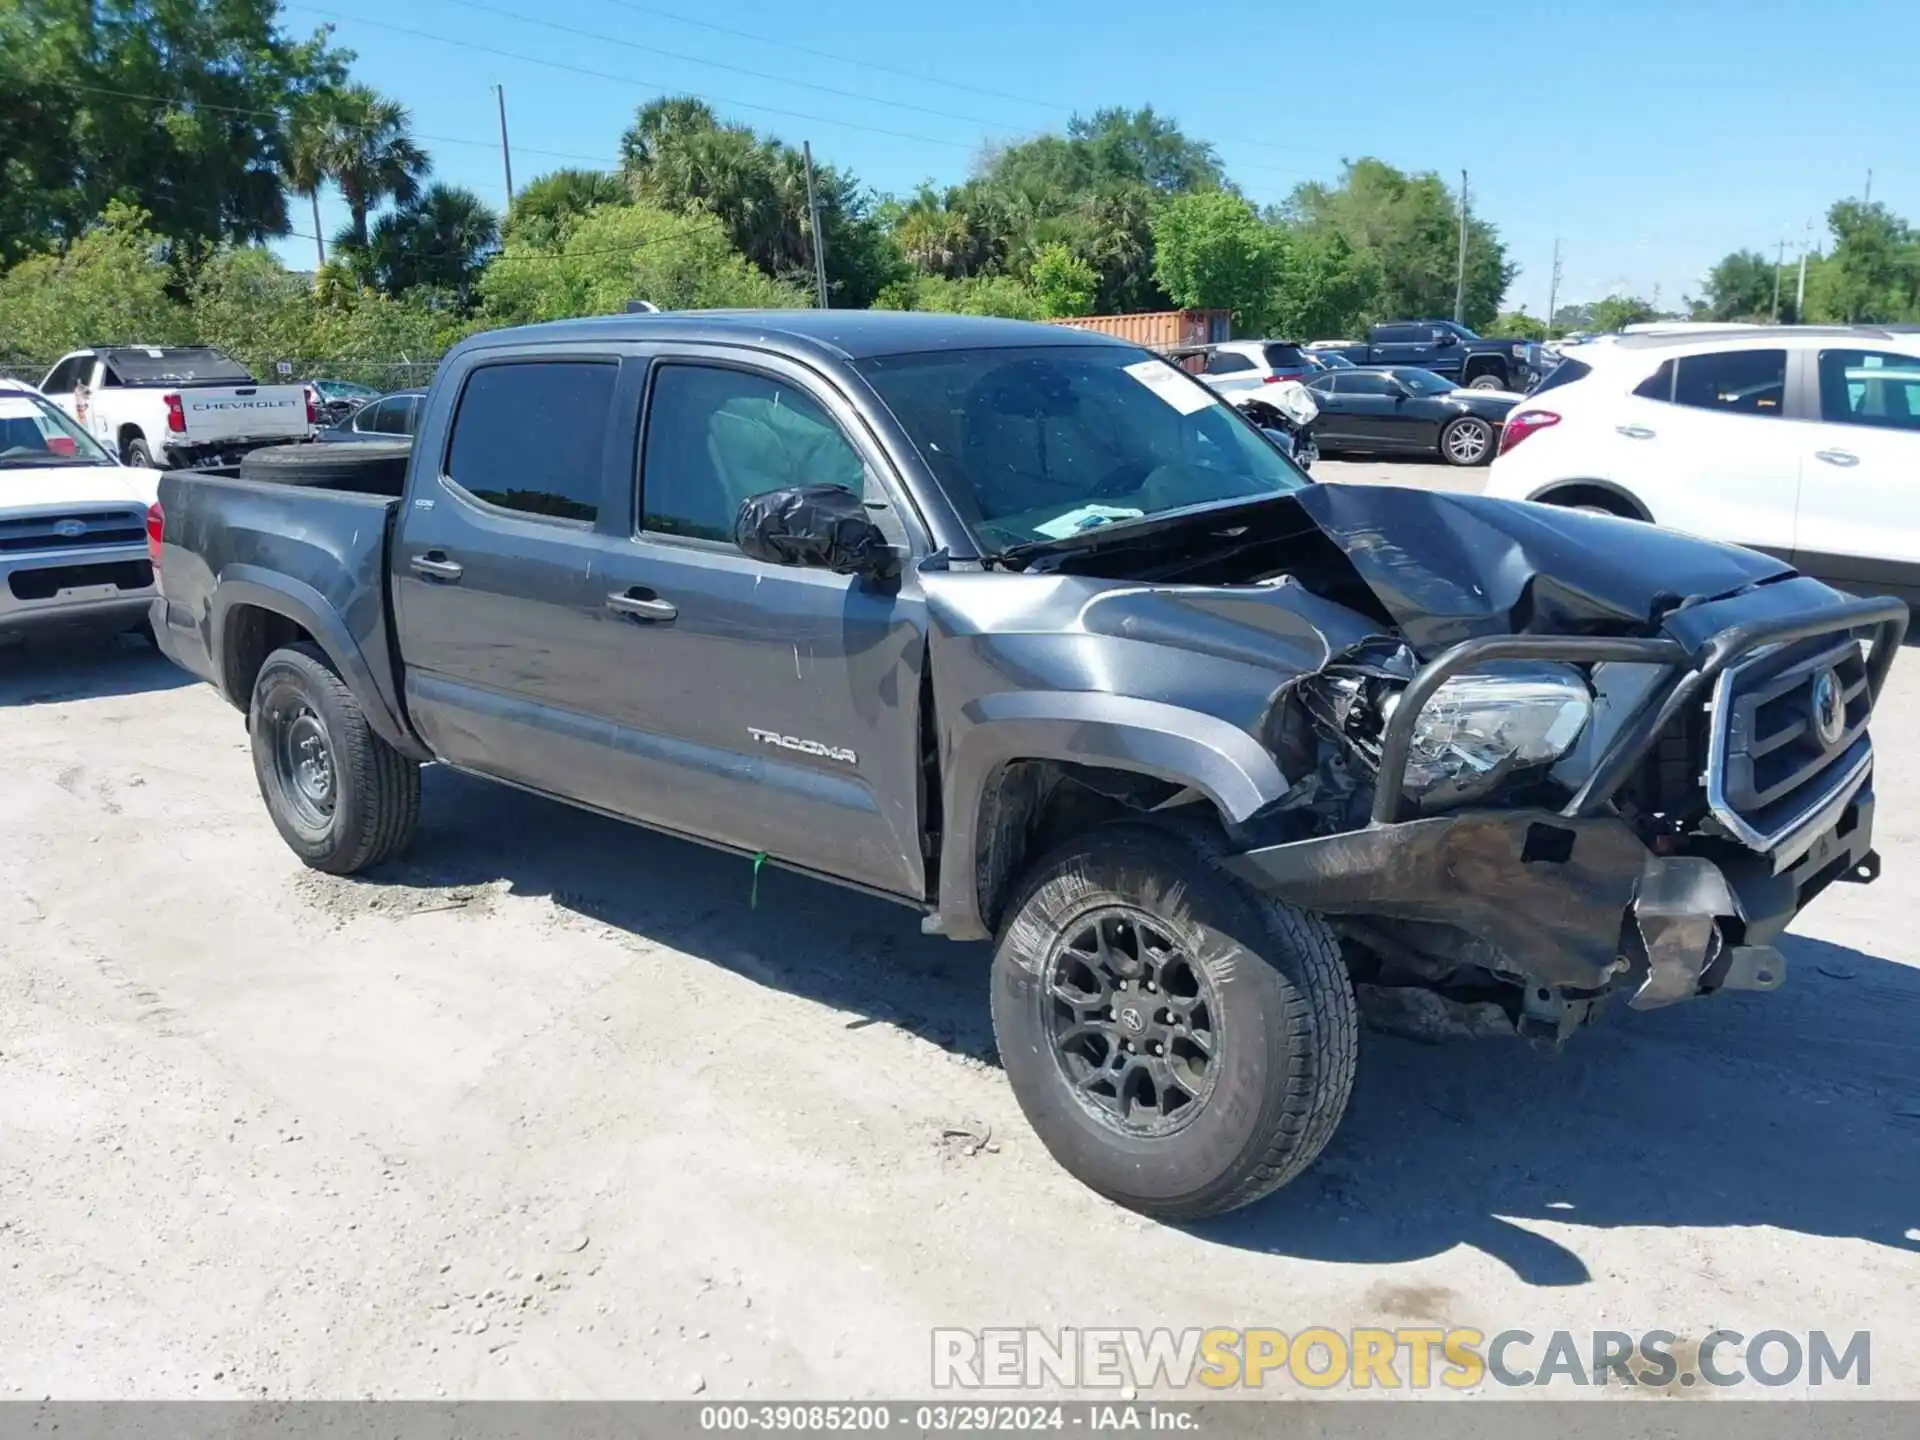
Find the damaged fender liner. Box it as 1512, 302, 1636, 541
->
1221, 809, 1646, 992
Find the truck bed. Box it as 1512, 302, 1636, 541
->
152, 468, 413, 751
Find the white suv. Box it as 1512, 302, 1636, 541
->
1485, 326, 1920, 604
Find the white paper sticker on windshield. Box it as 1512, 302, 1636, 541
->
1123, 359, 1217, 415
1032, 504, 1146, 540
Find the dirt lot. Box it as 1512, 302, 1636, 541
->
4, 468, 1917, 1399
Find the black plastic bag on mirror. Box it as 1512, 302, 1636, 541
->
734, 484, 892, 576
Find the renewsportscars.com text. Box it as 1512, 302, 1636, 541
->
932, 1327, 1871, 1391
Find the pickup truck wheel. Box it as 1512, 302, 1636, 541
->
1467, 374, 1505, 390
249, 642, 420, 874
1440, 415, 1494, 465
991, 823, 1357, 1221
125, 437, 154, 467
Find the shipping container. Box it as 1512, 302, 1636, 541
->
1047, 309, 1232, 350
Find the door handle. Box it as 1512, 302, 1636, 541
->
1616, 425, 1656, 440
409, 552, 463, 581
606, 588, 677, 622
1814, 448, 1860, 468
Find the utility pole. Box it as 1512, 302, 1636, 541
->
1453, 169, 1469, 324
802, 140, 829, 309
1545, 238, 1562, 336
493, 84, 515, 206
1796, 217, 1811, 319
1864, 169, 1873, 204
1772, 238, 1786, 321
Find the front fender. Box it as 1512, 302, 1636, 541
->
934, 690, 1290, 940
211, 567, 426, 759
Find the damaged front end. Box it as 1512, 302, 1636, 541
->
1231, 584, 1905, 1043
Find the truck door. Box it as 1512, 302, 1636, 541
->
585, 354, 932, 901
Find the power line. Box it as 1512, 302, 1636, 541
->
291, 3, 1331, 181
285, 211, 728, 265
50, 79, 622, 169
587, 0, 1364, 169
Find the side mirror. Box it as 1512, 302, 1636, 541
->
735, 484, 898, 579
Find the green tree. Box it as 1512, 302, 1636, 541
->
0, 0, 347, 264
0, 202, 186, 364
505, 168, 629, 248
1028, 243, 1098, 318
1491, 309, 1548, 341
1698, 248, 1779, 321
1267, 228, 1376, 340
1588, 294, 1659, 332
618, 96, 899, 308
1823, 200, 1918, 323
282, 93, 337, 270
871, 273, 1042, 320
1151, 192, 1284, 331
480, 202, 803, 325
319, 84, 430, 251
357, 184, 498, 310
1066, 106, 1227, 196
1286, 159, 1514, 329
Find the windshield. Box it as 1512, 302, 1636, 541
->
1394, 368, 1459, 396
1312, 351, 1356, 369
0, 392, 114, 467
854, 345, 1308, 552
316, 379, 379, 400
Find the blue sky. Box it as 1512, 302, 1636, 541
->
274, 0, 1912, 316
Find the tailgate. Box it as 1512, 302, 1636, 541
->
180, 386, 309, 443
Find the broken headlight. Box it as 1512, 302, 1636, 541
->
1383, 663, 1592, 802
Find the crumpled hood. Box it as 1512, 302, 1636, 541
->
1287, 483, 1793, 655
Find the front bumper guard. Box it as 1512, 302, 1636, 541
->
1226, 588, 1904, 1014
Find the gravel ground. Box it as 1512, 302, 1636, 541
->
4, 485, 1917, 1399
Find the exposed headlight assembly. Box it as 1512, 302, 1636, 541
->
1382, 663, 1592, 804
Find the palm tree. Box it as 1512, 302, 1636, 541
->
505, 168, 628, 247
358, 184, 499, 309
322, 85, 431, 251
619, 95, 719, 179
283, 96, 337, 270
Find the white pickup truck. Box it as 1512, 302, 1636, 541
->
39, 345, 314, 470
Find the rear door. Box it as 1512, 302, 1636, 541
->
1791, 344, 1920, 602
1325, 371, 1411, 448
391, 347, 634, 799
1369, 325, 1428, 368
582, 352, 931, 899
1608, 345, 1800, 559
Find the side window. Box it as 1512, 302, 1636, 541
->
1671, 349, 1786, 416
372, 398, 413, 435
399, 396, 423, 435
1205, 351, 1256, 375
1343, 373, 1393, 396
42, 358, 81, 394
1632, 360, 1674, 401
445, 361, 617, 523
641, 364, 864, 543
1818, 349, 1920, 433
354, 398, 390, 433
1376, 325, 1418, 345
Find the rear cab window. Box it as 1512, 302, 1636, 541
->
443, 360, 618, 523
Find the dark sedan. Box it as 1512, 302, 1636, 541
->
1304, 366, 1518, 466
316, 389, 425, 444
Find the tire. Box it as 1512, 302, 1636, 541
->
1440, 415, 1494, 466
1467, 374, 1505, 391
238, 440, 412, 496
249, 642, 420, 874
125, 436, 154, 467
991, 822, 1358, 1221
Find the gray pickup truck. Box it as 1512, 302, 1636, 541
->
151, 311, 1904, 1221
